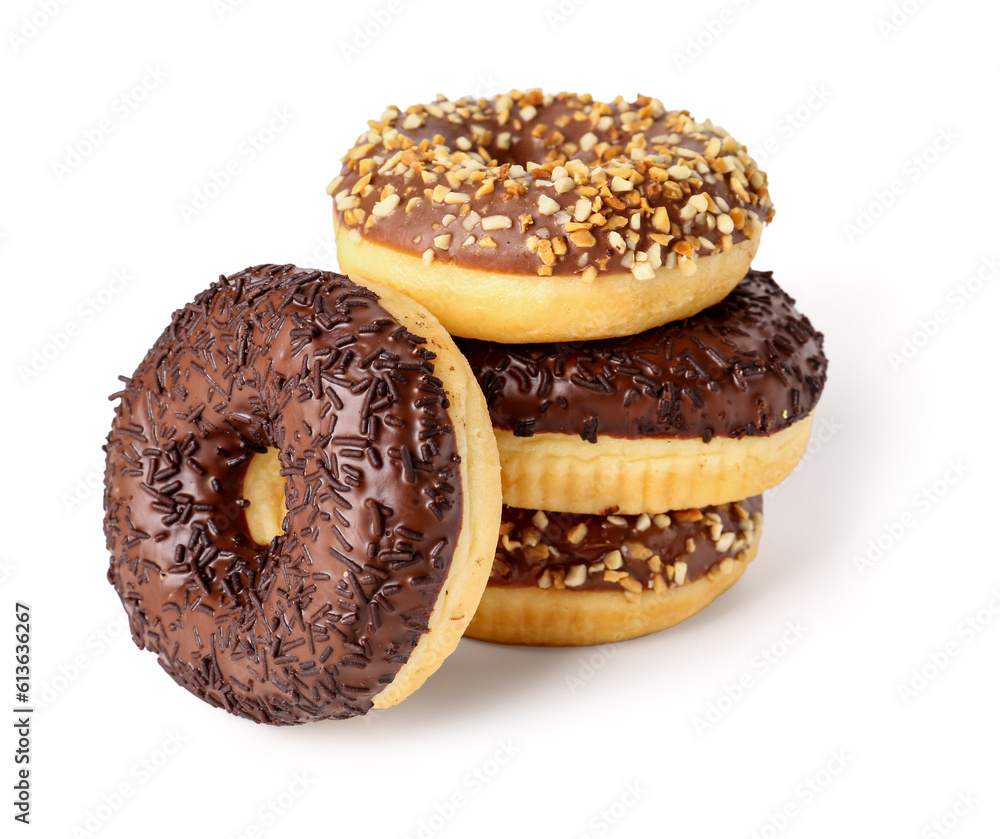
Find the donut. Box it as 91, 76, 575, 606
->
465, 498, 762, 646
455, 269, 828, 515
329, 90, 774, 342
103, 264, 502, 724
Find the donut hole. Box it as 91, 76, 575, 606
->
242, 447, 287, 546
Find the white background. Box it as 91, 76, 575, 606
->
2, 0, 998, 836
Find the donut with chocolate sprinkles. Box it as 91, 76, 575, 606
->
456, 269, 827, 514
467, 499, 763, 646
103, 264, 501, 724
330, 90, 773, 342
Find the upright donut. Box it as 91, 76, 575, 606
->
104, 265, 501, 724
330, 90, 774, 342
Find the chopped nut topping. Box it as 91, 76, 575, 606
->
334, 91, 773, 278
537, 194, 560, 215
674, 561, 688, 585
620, 576, 643, 594
481, 214, 513, 230
715, 532, 736, 552
603, 549, 624, 570
624, 541, 653, 560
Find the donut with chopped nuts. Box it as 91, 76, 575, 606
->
329, 90, 773, 342
103, 264, 501, 724
456, 270, 827, 514
466, 499, 762, 646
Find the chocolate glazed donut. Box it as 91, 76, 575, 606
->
455, 269, 829, 513
104, 265, 500, 724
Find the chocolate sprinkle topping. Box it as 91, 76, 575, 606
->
456, 270, 827, 441
103, 265, 462, 724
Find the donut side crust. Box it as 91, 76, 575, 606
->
494, 413, 814, 514
335, 223, 759, 342
465, 543, 756, 646
352, 278, 503, 709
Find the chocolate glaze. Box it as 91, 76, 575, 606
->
332, 91, 773, 277
492, 498, 762, 592
456, 270, 827, 442
103, 265, 462, 724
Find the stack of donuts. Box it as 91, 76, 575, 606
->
329, 90, 827, 646
103, 90, 827, 726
